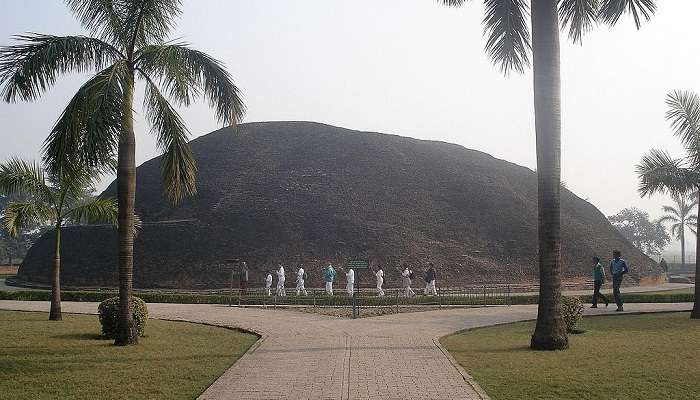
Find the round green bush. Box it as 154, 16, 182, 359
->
561, 296, 584, 333
97, 296, 148, 339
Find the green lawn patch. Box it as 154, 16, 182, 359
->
441, 313, 700, 400
0, 311, 258, 400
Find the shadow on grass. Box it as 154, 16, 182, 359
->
51, 333, 105, 341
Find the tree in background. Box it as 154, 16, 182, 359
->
658, 195, 698, 264
0, 158, 117, 321
637, 90, 700, 319
441, 0, 657, 349
0, 0, 244, 344
0, 193, 44, 265
608, 207, 670, 256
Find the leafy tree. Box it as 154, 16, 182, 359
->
440, 0, 656, 349
0, 0, 244, 344
637, 90, 700, 319
0, 193, 40, 265
658, 195, 697, 264
0, 158, 117, 321
608, 207, 670, 256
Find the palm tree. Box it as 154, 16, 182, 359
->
658, 194, 698, 265
440, 0, 656, 349
0, 158, 117, 321
0, 0, 244, 344
637, 90, 700, 319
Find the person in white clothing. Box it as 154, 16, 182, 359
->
296, 265, 308, 296
401, 265, 415, 297
375, 266, 385, 296
276, 264, 286, 296
265, 271, 273, 296
345, 268, 355, 296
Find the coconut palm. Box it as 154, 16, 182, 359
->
658, 194, 698, 265
0, 0, 244, 344
637, 90, 700, 319
0, 158, 117, 321
440, 0, 656, 349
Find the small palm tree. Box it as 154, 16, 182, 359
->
0, 158, 117, 321
637, 90, 700, 319
440, 0, 657, 349
0, 0, 244, 344
658, 195, 698, 265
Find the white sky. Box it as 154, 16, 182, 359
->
1, 0, 700, 251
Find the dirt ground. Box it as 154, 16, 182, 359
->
285, 305, 464, 318
0, 266, 18, 275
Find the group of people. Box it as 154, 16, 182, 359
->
260, 262, 439, 297
591, 250, 629, 312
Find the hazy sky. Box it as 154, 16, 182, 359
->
2, 1, 700, 251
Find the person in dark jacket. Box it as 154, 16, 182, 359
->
591, 256, 609, 308
609, 250, 629, 311
424, 263, 437, 296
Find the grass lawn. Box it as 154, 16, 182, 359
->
0, 311, 258, 400
441, 313, 700, 400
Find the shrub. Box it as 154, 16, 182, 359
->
561, 296, 584, 333
97, 296, 148, 339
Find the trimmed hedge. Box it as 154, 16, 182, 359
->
561, 296, 584, 332
97, 296, 149, 338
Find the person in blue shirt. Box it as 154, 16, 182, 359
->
609, 250, 628, 311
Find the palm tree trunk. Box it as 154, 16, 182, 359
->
680, 221, 685, 265
48, 223, 62, 321
692, 196, 700, 319
529, 0, 568, 350
114, 69, 138, 345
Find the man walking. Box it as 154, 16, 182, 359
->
240, 262, 249, 295
324, 263, 336, 295
424, 263, 437, 296
345, 267, 355, 296
296, 264, 308, 296
401, 265, 415, 297
276, 264, 286, 297
265, 271, 273, 296
375, 266, 385, 297
591, 256, 609, 308
609, 250, 628, 311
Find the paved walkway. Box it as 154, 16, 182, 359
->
0, 301, 692, 400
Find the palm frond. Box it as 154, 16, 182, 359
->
43, 61, 128, 176
482, 0, 531, 74
0, 158, 53, 202
68, 197, 118, 225
66, 0, 128, 48
636, 149, 699, 197
657, 213, 679, 224
665, 90, 700, 165
142, 74, 196, 204
558, 0, 599, 44
136, 43, 245, 125
122, 0, 182, 52
598, 0, 656, 28
0, 34, 122, 102
669, 223, 681, 239
1, 201, 53, 237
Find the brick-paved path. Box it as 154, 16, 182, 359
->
0, 301, 692, 400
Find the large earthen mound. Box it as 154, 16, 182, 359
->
19, 121, 656, 288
